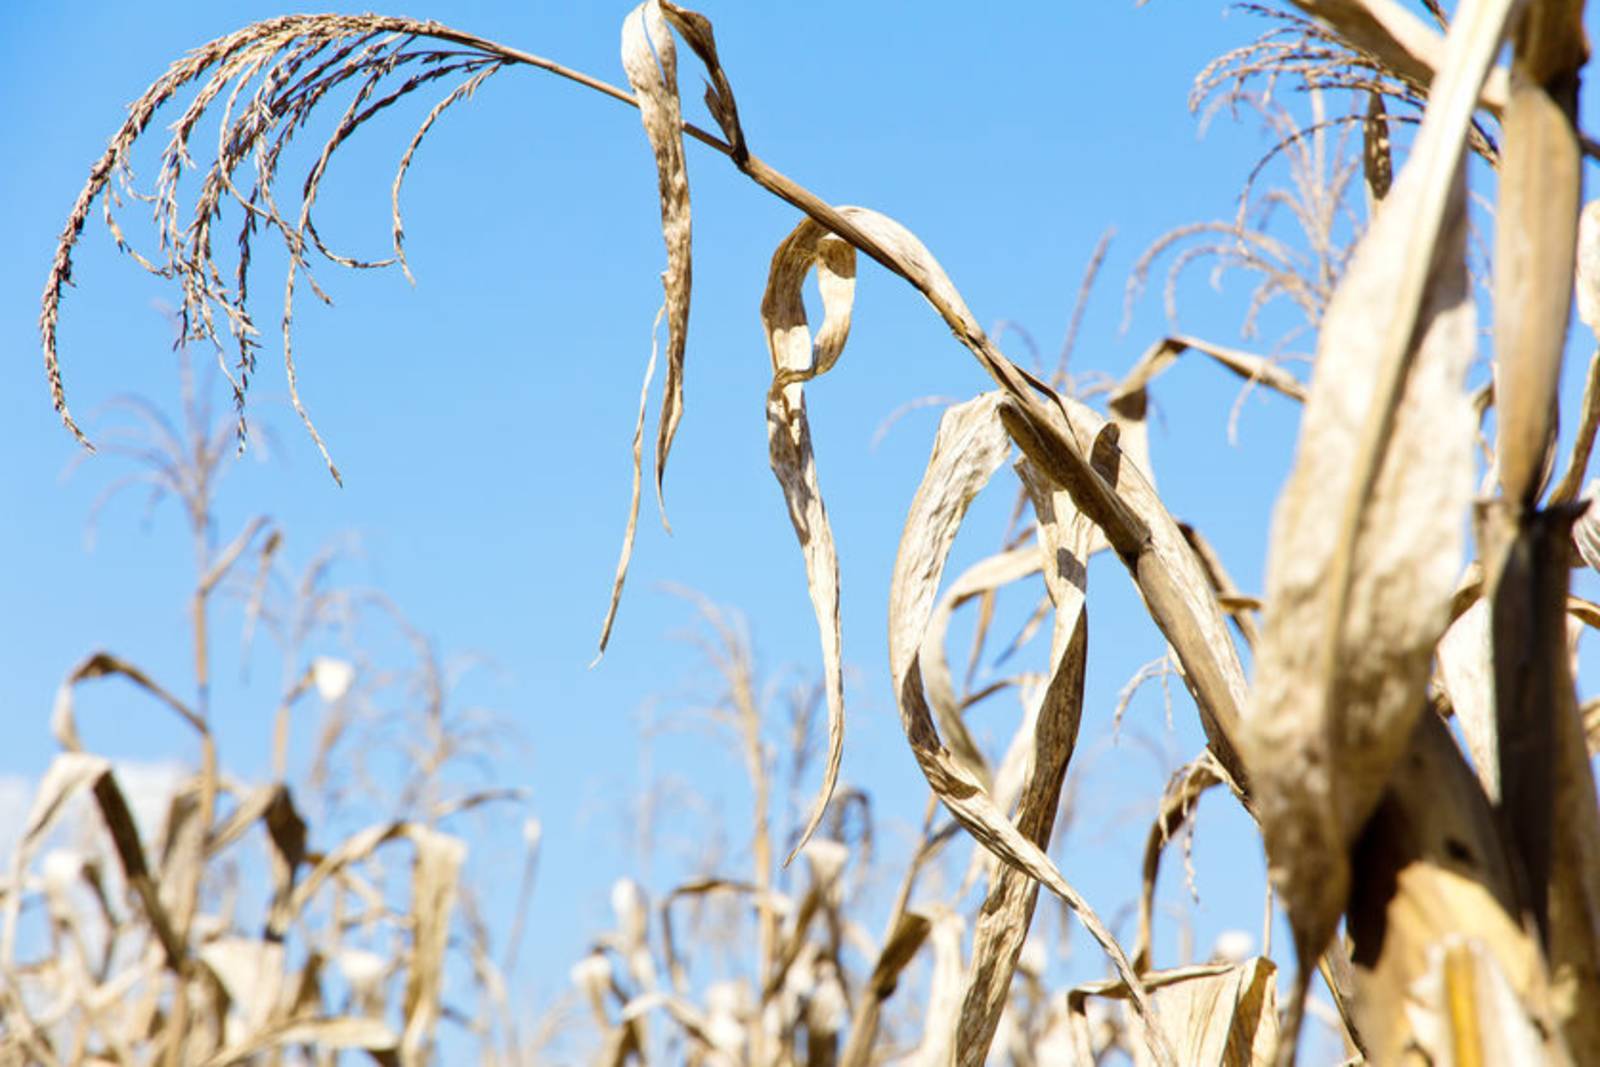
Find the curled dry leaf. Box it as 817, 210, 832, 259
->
658, 1, 747, 162
888, 391, 1171, 1063
952, 458, 1096, 1067
595, 305, 664, 661
594, 0, 695, 663
1107, 334, 1307, 478
1133, 753, 1227, 973
761, 214, 859, 864
1241, 0, 1498, 1024
997, 392, 1251, 793
622, 0, 692, 517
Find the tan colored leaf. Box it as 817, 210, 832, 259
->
2, 752, 111, 969
595, 305, 664, 661
1493, 22, 1583, 503
658, 2, 747, 161
1437, 598, 1498, 797
839, 909, 932, 1067
952, 459, 1096, 1066
761, 215, 858, 863
1069, 957, 1279, 1067
1408, 938, 1548, 1066
908, 906, 964, 1067
200, 1015, 400, 1067
400, 826, 466, 1065
1242, 0, 1500, 1011
922, 545, 1041, 787
1576, 200, 1600, 337
1482, 502, 1600, 1060
1347, 712, 1563, 1065
998, 393, 1251, 792
594, 0, 696, 664
889, 391, 1171, 1063
199, 938, 286, 1045
1107, 334, 1306, 476
1550, 356, 1600, 505
1133, 754, 1227, 974
89, 767, 187, 971
622, 0, 692, 515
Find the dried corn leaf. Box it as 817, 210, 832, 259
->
1547, 596, 1600, 1062
952, 460, 1095, 1066
51, 652, 205, 752
889, 392, 1169, 1061
622, 0, 692, 516
619, 991, 720, 1051
199, 937, 286, 1044
199, 1016, 400, 1067
1437, 598, 1498, 798
595, 305, 664, 661
400, 826, 465, 1065
1483, 497, 1600, 1056
1550, 355, 1600, 505
1493, 1, 1584, 504
1134, 753, 1226, 973
90, 767, 186, 970
1242, 0, 1496, 999
1068, 957, 1278, 1067
1346, 712, 1560, 1065
1577, 200, 1600, 338
839, 909, 932, 1067
923, 546, 1041, 787
1107, 335, 1307, 479
1408, 937, 1548, 1066
998, 393, 1251, 792
658, 2, 747, 161
908, 906, 964, 1067
1179, 523, 1262, 651
761, 216, 858, 864
2, 752, 111, 968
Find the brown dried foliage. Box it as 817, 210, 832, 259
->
30, 1, 1600, 1064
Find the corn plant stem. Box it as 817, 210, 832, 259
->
732, 654, 776, 1067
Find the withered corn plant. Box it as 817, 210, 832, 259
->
2, 353, 548, 1066
27, 0, 1600, 1062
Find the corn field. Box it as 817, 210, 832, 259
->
7, 1, 1600, 1064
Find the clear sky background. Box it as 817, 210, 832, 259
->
4, 1, 1598, 1058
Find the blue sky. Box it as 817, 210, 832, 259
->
4, 1, 1594, 1056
